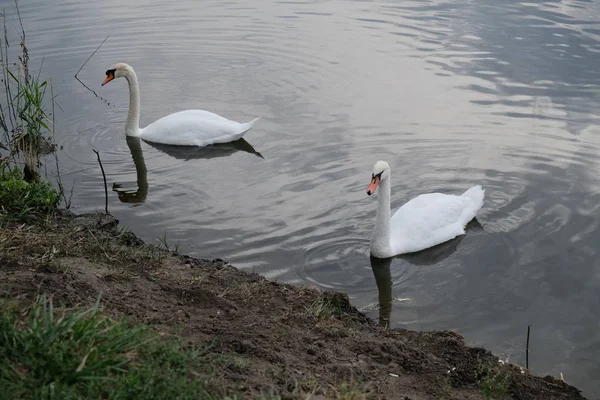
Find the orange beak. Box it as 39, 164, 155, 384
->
102, 73, 114, 86
366, 177, 380, 196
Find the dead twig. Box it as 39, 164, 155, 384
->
74, 36, 113, 106
75, 35, 108, 78
92, 149, 109, 214
14, 0, 24, 42
49, 79, 72, 210
526, 325, 530, 370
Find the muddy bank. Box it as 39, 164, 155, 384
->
0, 211, 586, 399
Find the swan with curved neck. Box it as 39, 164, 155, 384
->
102, 63, 260, 146
366, 160, 485, 258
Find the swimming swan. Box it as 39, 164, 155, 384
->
102, 63, 260, 146
366, 160, 485, 258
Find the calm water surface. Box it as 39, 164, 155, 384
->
8, 0, 600, 395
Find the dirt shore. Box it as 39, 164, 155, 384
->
0, 211, 586, 399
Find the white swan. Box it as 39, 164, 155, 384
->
101, 63, 260, 146
366, 160, 485, 258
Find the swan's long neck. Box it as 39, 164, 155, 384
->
371, 176, 392, 256
124, 69, 141, 137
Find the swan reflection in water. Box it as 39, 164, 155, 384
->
145, 137, 263, 161
112, 136, 263, 204
112, 136, 149, 204
369, 218, 484, 328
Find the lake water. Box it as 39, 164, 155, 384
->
7, 0, 600, 395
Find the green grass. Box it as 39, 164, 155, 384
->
1, 3, 73, 209
1, 3, 55, 167
305, 296, 340, 320
0, 295, 221, 399
158, 231, 183, 254
0, 164, 60, 222
3, 65, 54, 159
476, 363, 511, 400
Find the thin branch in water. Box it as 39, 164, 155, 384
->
74, 75, 113, 106
36, 53, 44, 82
1, 10, 16, 132
14, 0, 24, 42
74, 36, 113, 107
525, 324, 530, 370
15, 0, 28, 86
0, 14, 8, 140
92, 148, 109, 214
50, 77, 55, 137
75, 35, 108, 78
2, 10, 8, 50
50, 78, 71, 209
54, 150, 68, 208
67, 178, 75, 210
51, 92, 64, 113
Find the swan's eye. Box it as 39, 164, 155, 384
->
106, 69, 116, 77
372, 171, 384, 179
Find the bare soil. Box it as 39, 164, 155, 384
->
0, 211, 586, 399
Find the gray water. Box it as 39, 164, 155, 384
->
7, 0, 600, 395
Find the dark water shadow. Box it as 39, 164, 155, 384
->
144, 138, 264, 161
112, 136, 149, 204
369, 218, 485, 327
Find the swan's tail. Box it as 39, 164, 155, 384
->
461, 185, 485, 202
460, 185, 485, 223
240, 116, 261, 133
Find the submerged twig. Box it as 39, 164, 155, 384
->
92, 149, 109, 214
525, 325, 530, 370
75, 77, 113, 106
74, 36, 113, 106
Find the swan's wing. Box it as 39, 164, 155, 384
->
141, 110, 253, 146
390, 193, 471, 254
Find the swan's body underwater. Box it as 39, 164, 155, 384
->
366, 160, 485, 258
102, 63, 260, 146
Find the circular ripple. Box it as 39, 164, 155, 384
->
291, 236, 417, 294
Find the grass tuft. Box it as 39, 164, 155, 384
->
1, 2, 56, 175
0, 295, 221, 399
305, 296, 340, 320
331, 382, 367, 400
0, 164, 59, 222
158, 231, 182, 255
0, 1, 71, 219
476, 363, 511, 399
